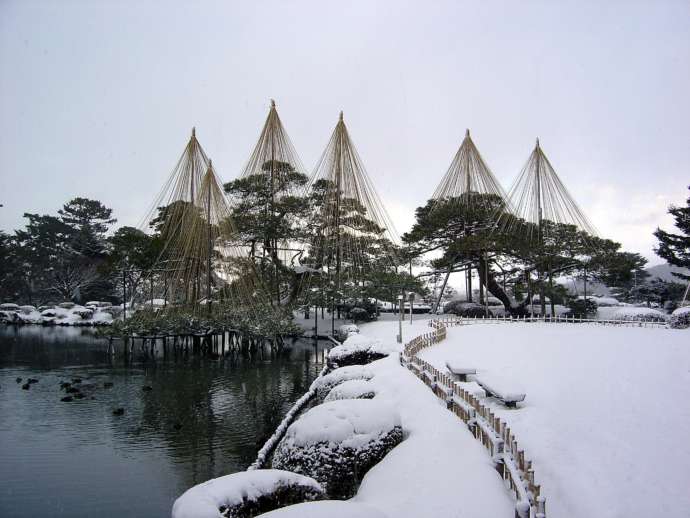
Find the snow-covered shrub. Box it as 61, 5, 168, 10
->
272, 399, 403, 499
327, 334, 395, 368
0, 303, 20, 310
324, 379, 377, 402
0, 310, 18, 323
259, 500, 388, 518
669, 307, 690, 329
336, 324, 359, 342
338, 299, 378, 323
314, 365, 374, 396
611, 307, 669, 322
443, 301, 493, 317
579, 295, 620, 307
172, 469, 323, 518
567, 298, 597, 318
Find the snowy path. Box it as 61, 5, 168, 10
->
352, 319, 514, 518
417, 322, 690, 517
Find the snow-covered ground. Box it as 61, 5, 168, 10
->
351, 316, 514, 517
415, 322, 690, 517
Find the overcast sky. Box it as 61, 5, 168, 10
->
1, 0, 688, 265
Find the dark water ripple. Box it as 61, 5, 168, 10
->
0, 326, 325, 518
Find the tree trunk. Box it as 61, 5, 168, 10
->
476, 255, 515, 311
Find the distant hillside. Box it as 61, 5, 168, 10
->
645, 264, 690, 282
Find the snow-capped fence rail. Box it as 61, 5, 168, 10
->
432, 314, 668, 328
401, 319, 546, 518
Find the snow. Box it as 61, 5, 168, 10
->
259, 500, 388, 518
673, 306, 690, 316
609, 306, 668, 321
171, 469, 322, 518
327, 334, 397, 365
417, 322, 690, 517
314, 365, 374, 392
338, 323, 360, 337
278, 399, 400, 450
324, 378, 377, 402
2, 303, 114, 325
336, 316, 514, 517
579, 295, 621, 306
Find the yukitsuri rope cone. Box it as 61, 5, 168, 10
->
140, 128, 267, 316
431, 129, 509, 210
306, 112, 401, 327
496, 138, 596, 240
226, 100, 312, 307
495, 139, 598, 315
427, 130, 510, 310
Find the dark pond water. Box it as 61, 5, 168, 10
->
0, 325, 327, 518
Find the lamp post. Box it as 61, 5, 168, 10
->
396, 293, 404, 343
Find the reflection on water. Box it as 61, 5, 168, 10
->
0, 326, 326, 518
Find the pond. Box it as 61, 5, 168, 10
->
0, 325, 327, 518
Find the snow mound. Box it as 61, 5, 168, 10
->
324, 379, 377, 402
259, 500, 388, 518
314, 365, 374, 394
171, 469, 323, 518
328, 334, 397, 368
669, 306, 690, 329
611, 307, 669, 322
272, 399, 403, 498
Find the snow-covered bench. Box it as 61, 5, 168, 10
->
474, 378, 526, 408
445, 361, 477, 382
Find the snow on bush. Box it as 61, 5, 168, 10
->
172, 469, 323, 518
443, 301, 493, 317
610, 307, 669, 322
314, 365, 374, 396
336, 324, 360, 341
258, 500, 388, 518
578, 295, 620, 307
669, 306, 690, 329
327, 334, 396, 368
0, 302, 114, 326
272, 399, 403, 498
324, 379, 377, 402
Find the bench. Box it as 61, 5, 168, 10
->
445, 361, 477, 382
474, 378, 526, 408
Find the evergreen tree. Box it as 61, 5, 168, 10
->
654, 186, 690, 281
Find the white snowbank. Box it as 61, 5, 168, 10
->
418, 322, 690, 517
172, 469, 322, 518
279, 399, 400, 450
324, 378, 377, 402
260, 500, 388, 518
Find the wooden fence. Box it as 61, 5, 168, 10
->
430, 314, 668, 328
401, 319, 546, 518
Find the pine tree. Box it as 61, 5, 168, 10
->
654, 186, 690, 281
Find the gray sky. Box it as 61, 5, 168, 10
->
1, 0, 688, 264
